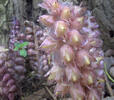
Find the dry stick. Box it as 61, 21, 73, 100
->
45, 86, 57, 100
105, 74, 114, 96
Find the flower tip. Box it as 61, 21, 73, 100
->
60, 45, 74, 63
61, 6, 71, 20
55, 21, 68, 38
84, 56, 90, 65
39, 15, 54, 26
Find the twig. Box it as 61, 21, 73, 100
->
105, 74, 114, 96
104, 63, 114, 96
104, 63, 114, 82
44, 86, 57, 100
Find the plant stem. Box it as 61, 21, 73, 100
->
104, 63, 114, 83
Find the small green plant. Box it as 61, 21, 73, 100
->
14, 42, 29, 57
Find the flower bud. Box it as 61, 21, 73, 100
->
25, 27, 33, 34
70, 84, 85, 100
15, 57, 25, 65
72, 17, 84, 30
9, 85, 16, 92
87, 89, 100, 100
26, 35, 33, 41
39, 15, 55, 26
0, 60, 4, 66
60, 45, 74, 63
81, 70, 95, 86
68, 30, 82, 46
6, 79, 15, 87
48, 65, 64, 81
7, 68, 15, 74
8, 93, 14, 100
51, 0, 59, 10
39, 0, 60, 15
55, 83, 69, 96
0, 67, 7, 74
65, 66, 80, 82
2, 74, 10, 82
14, 65, 26, 73
55, 21, 68, 38
77, 50, 90, 67
27, 49, 37, 56
27, 42, 35, 48
61, 6, 71, 20
3, 87, 8, 95
40, 36, 57, 52
17, 34, 25, 39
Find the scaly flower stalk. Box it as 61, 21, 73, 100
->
8, 19, 26, 81
24, 21, 52, 76
0, 47, 17, 100
39, 0, 104, 100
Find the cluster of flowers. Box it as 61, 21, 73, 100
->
0, 19, 27, 100
24, 20, 52, 76
0, 47, 17, 100
39, 0, 104, 100
0, 19, 53, 99
0, 0, 105, 99
8, 19, 26, 81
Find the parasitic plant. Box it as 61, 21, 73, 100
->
0, 47, 17, 100
39, 0, 104, 100
8, 19, 26, 82
24, 20, 52, 76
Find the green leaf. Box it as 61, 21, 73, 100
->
14, 42, 20, 47
14, 42, 29, 51
19, 49, 27, 57
19, 42, 29, 48
14, 43, 19, 47
14, 43, 20, 51
14, 47, 19, 51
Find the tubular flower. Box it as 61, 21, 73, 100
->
39, 0, 104, 100
39, 15, 55, 26
55, 21, 68, 38
68, 29, 83, 46
60, 44, 74, 63
60, 6, 71, 20
40, 36, 58, 52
